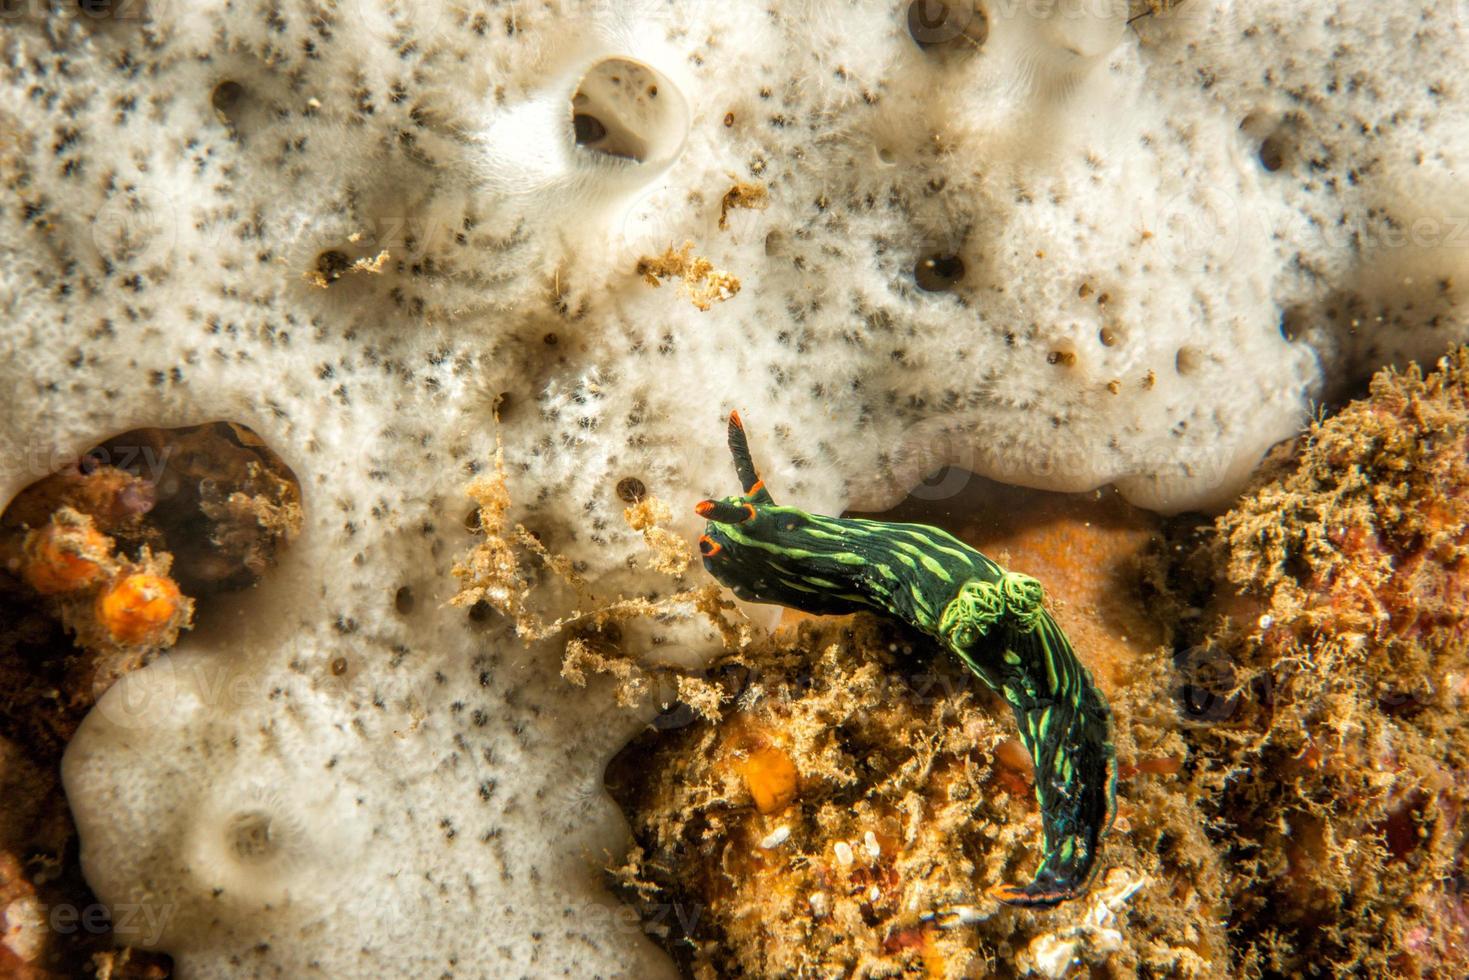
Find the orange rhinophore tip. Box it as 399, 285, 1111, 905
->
698, 535, 723, 557
96, 573, 185, 646
22, 515, 114, 595
728, 409, 744, 430
695, 499, 717, 518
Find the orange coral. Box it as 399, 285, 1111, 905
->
20, 510, 114, 595
95, 574, 185, 646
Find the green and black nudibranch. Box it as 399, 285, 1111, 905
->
696, 412, 1117, 909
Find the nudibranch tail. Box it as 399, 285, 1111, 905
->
1002, 629, 1116, 907
943, 587, 1117, 908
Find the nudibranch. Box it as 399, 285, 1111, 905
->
695, 412, 1117, 908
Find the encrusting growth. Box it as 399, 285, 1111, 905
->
20, 509, 115, 596
94, 573, 188, 648
1165, 346, 1469, 976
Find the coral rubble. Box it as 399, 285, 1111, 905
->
610, 613, 1225, 979
1169, 348, 1469, 977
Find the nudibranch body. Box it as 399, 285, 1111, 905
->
696, 412, 1117, 909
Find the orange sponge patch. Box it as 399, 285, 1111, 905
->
21, 511, 115, 595
738, 745, 799, 815
96, 573, 185, 646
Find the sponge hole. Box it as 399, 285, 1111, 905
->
1279, 305, 1308, 342
570, 58, 687, 166
1174, 345, 1204, 375
208, 77, 277, 137
1, 422, 302, 601
211, 80, 245, 123
914, 251, 966, 292
1258, 132, 1291, 172
907, 1, 989, 52
1241, 111, 1300, 174
72, 0, 151, 28
227, 811, 277, 863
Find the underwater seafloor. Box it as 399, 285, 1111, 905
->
2, 2, 1469, 978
